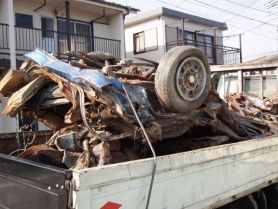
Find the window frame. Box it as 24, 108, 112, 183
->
41, 16, 54, 38
15, 13, 33, 28
133, 28, 158, 54
56, 17, 91, 35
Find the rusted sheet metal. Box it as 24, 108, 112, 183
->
0, 48, 274, 170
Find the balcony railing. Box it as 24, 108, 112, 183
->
0, 23, 121, 59
166, 39, 241, 65
0, 24, 9, 50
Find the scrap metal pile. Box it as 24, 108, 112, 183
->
0, 47, 273, 169
226, 92, 278, 134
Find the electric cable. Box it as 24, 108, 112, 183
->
190, 0, 278, 28
122, 84, 157, 209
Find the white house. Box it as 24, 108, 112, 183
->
125, 7, 241, 65
0, 0, 138, 133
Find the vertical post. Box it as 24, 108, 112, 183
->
182, 19, 185, 45
276, 26, 278, 52
276, 67, 278, 92
7, 0, 16, 68
223, 73, 226, 97
239, 34, 243, 63
238, 70, 243, 93
119, 13, 125, 59
90, 21, 94, 52
213, 27, 217, 64
259, 70, 263, 99
65, 1, 71, 51
194, 31, 198, 47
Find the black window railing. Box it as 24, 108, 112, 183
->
0, 23, 121, 59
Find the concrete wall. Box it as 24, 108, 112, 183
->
125, 17, 166, 62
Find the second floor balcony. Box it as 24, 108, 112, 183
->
0, 23, 121, 60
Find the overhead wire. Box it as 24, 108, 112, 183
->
154, 0, 278, 40
224, 0, 259, 22
222, 0, 278, 17
188, 0, 278, 28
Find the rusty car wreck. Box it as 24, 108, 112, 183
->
0, 46, 276, 169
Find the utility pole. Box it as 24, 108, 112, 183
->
239, 34, 243, 63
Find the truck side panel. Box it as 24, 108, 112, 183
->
72, 136, 278, 209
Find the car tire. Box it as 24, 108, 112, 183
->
155, 46, 211, 113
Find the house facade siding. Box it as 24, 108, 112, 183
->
125, 8, 230, 64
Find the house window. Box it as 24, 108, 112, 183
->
75, 22, 91, 36
57, 18, 91, 52
15, 13, 33, 28
133, 28, 158, 54
196, 34, 214, 64
57, 19, 74, 34
41, 17, 54, 38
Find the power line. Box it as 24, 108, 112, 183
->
227, 22, 277, 40
154, 0, 278, 40
188, 0, 278, 28
222, 0, 278, 17
225, 0, 259, 22
243, 16, 278, 33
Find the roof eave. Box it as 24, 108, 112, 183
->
75, 0, 140, 14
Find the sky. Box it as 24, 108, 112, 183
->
113, 0, 278, 61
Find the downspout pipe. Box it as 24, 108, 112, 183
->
91, 9, 106, 23
34, 0, 46, 12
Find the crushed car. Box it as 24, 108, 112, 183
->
0, 46, 274, 169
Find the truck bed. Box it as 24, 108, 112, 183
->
0, 135, 278, 209
71, 135, 278, 209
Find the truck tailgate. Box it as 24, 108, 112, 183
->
0, 153, 70, 209
72, 136, 278, 209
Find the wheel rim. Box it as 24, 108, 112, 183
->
175, 56, 207, 102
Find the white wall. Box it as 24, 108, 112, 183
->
92, 13, 124, 58
0, 0, 9, 24
13, 0, 122, 40
125, 17, 166, 62
0, 95, 17, 133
